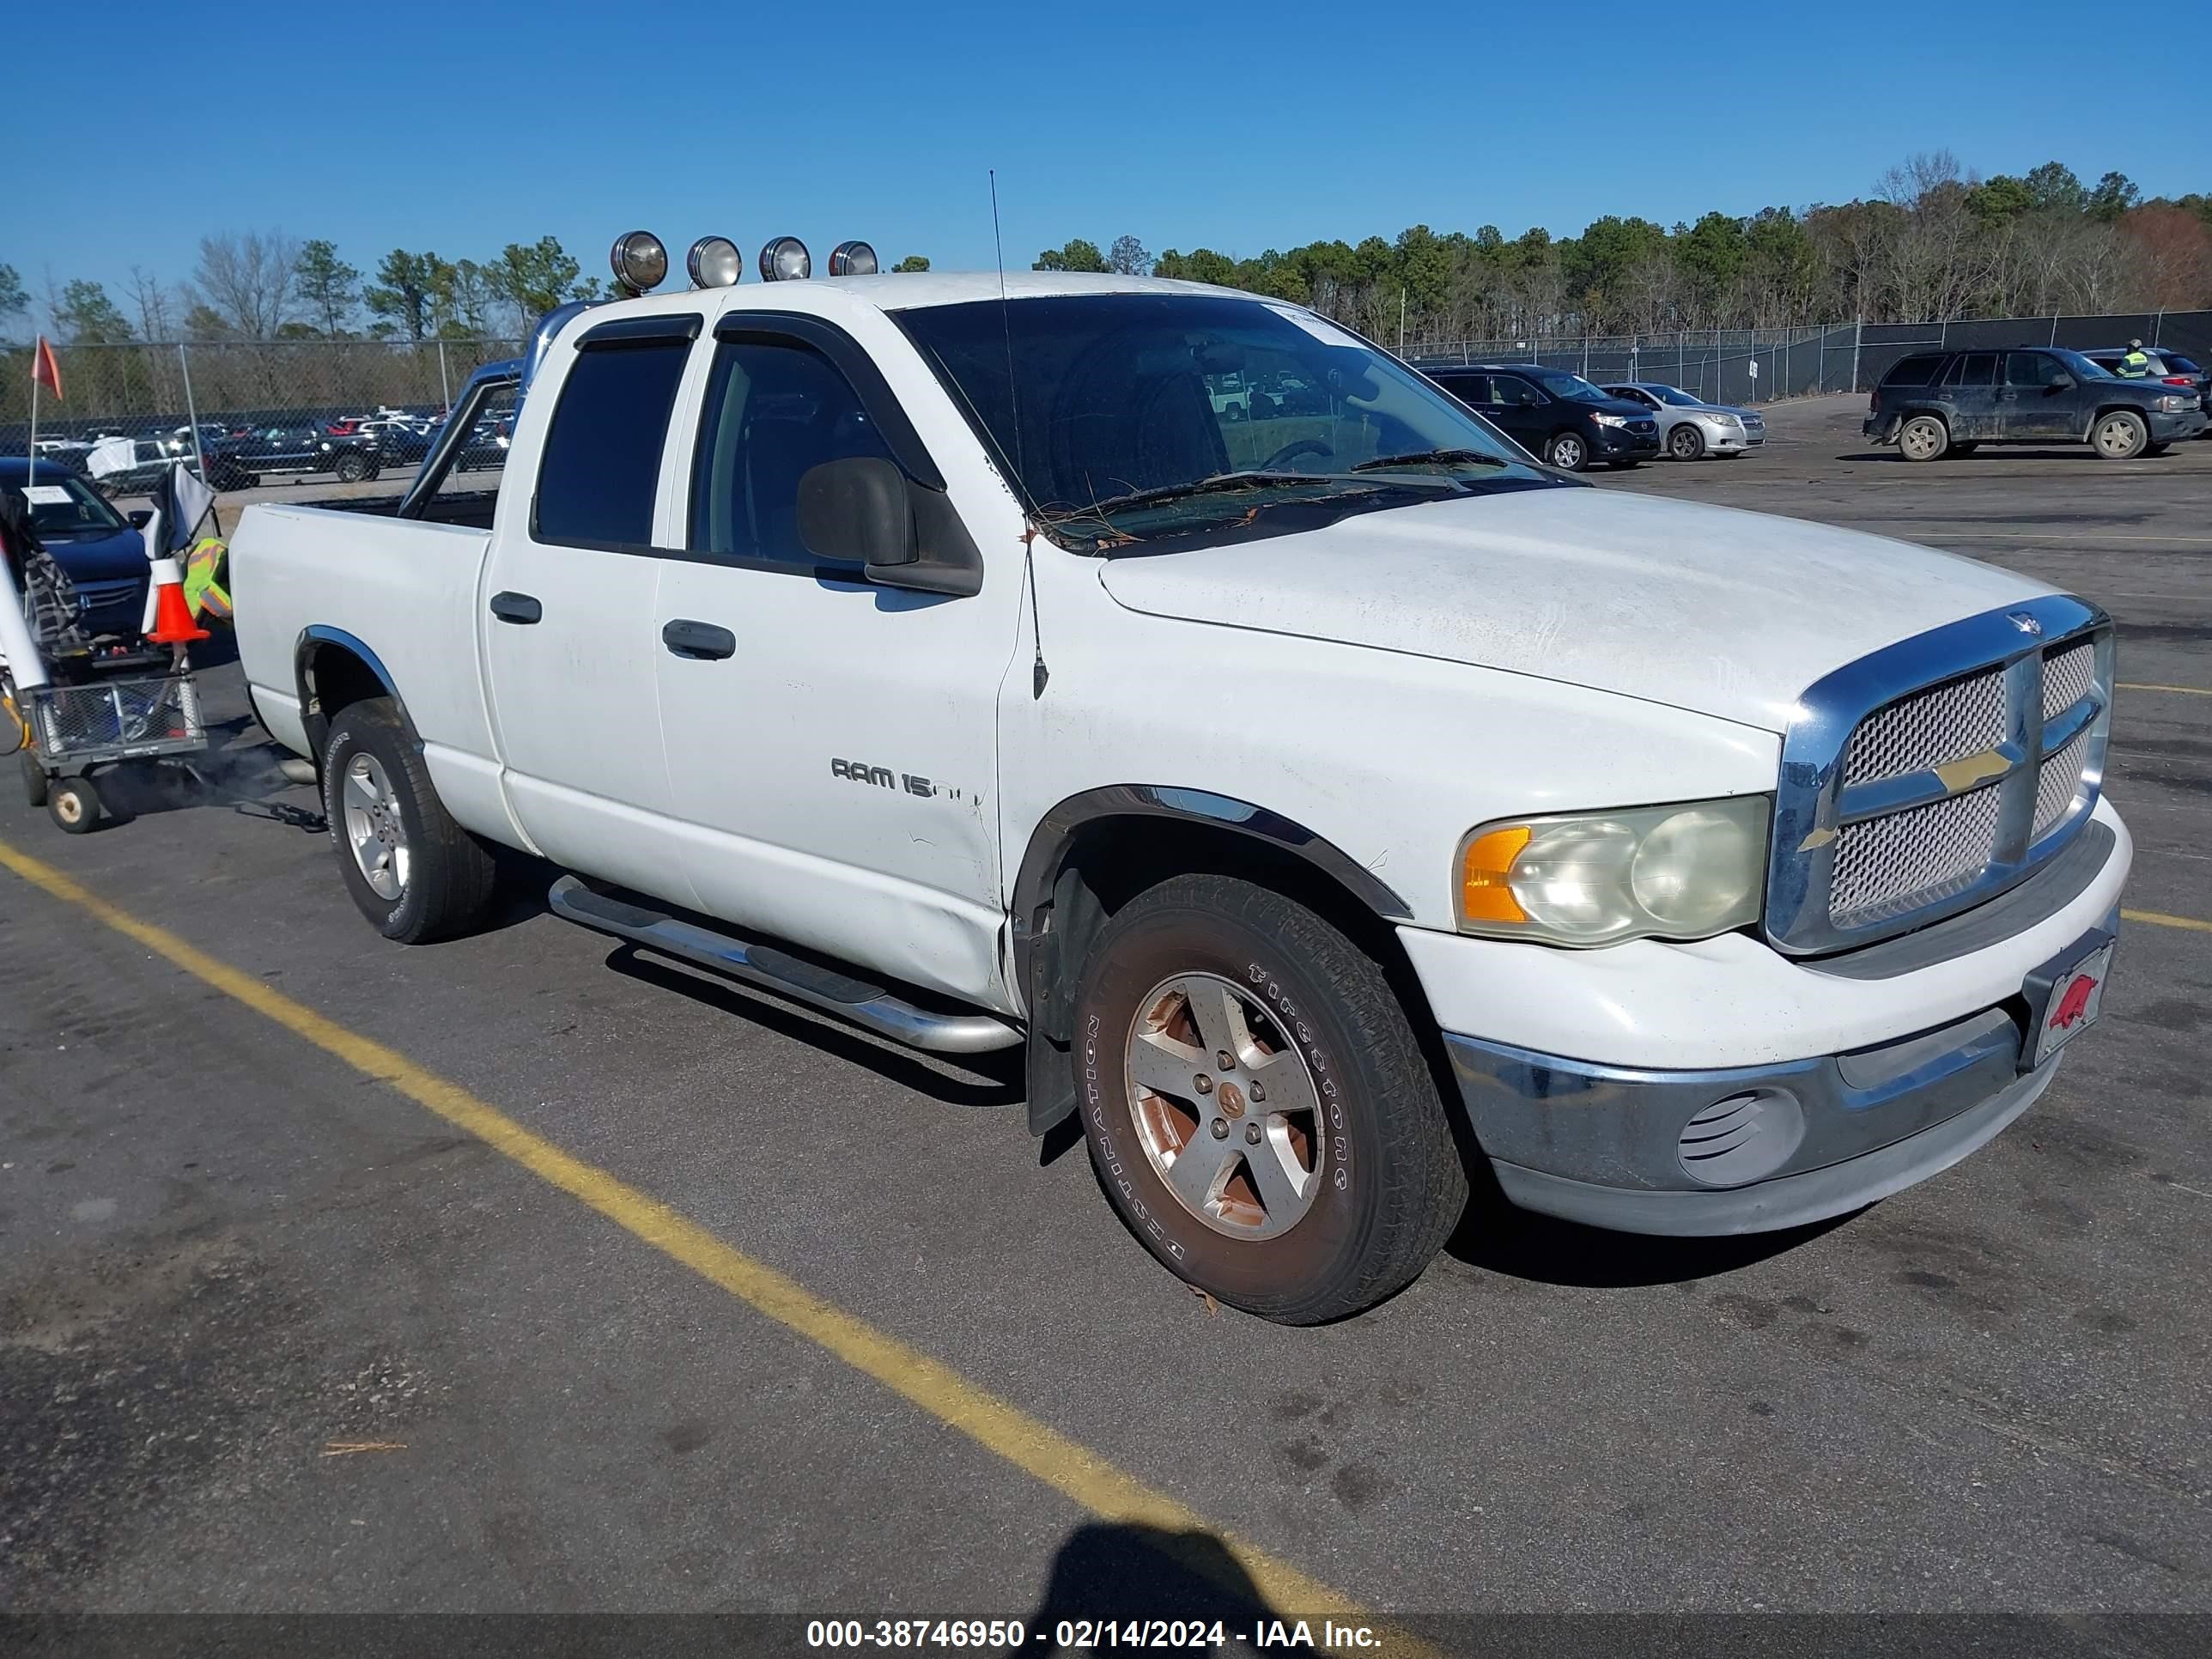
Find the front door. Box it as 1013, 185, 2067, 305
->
479, 313, 702, 906
2002, 351, 2083, 441
650, 319, 1016, 1005
1486, 372, 1553, 452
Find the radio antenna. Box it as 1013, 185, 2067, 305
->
992, 167, 1048, 698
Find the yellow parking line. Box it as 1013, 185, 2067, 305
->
0, 835, 1411, 1645
2118, 682, 2212, 697
2124, 908, 2212, 934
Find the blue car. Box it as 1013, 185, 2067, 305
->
3, 456, 149, 639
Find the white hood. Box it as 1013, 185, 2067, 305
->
1096, 487, 2054, 733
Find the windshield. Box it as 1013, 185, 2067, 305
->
893, 293, 1560, 550
13, 472, 128, 535
1528, 369, 1613, 404
2057, 349, 2113, 380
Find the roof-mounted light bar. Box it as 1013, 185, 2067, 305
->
828, 240, 878, 276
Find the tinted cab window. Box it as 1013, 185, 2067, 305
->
1882, 355, 1944, 387
535, 337, 692, 548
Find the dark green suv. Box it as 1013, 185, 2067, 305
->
1864, 346, 2208, 460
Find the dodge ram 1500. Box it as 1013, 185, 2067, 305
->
232, 247, 2130, 1323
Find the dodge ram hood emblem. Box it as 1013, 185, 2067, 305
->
2008, 611, 2045, 636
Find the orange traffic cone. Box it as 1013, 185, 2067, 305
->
145, 556, 210, 646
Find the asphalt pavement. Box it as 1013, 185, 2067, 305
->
2, 395, 2206, 1646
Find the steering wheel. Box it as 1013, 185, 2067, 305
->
1257, 437, 1334, 471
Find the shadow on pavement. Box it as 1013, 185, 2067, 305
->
1018, 1522, 1280, 1643
1444, 1190, 1858, 1289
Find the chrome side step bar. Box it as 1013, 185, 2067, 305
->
547, 876, 1024, 1056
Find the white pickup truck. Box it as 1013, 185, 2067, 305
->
233, 251, 2130, 1323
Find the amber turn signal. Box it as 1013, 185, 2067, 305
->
1460, 824, 1532, 925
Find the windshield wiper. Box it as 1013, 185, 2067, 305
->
1048, 468, 1454, 523
1351, 448, 1510, 473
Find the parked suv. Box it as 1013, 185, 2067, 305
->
1865, 347, 2206, 460
1424, 364, 1661, 470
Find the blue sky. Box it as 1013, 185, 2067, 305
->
7, 0, 2209, 313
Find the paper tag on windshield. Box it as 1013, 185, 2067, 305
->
21, 484, 72, 507
1263, 304, 1367, 350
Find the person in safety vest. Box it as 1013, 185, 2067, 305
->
2118, 340, 2153, 377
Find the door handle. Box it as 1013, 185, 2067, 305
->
662, 618, 737, 660
489, 591, 541, 624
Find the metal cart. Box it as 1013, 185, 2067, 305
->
6, 658, 209, 834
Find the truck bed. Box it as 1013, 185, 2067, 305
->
231, 501, 500, 780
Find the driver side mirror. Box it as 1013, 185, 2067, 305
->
125, 508, 152, 528
2049, 374, 2075, 391
798, 457, 983, 599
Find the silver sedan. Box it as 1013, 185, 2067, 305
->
1601, 383, 1765, 461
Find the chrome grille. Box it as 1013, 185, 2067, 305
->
1840, 668, 2006, 787
2033, 726, 2090, 839
1830, 783, 2003, 927
2041, 641, 2094, 720
1766, 600, 2114, 955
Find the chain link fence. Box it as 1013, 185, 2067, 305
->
1402, 310, 2212, 409
0, 337, 521, 510
4, 310, 2207, 509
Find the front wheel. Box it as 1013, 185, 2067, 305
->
47, 775, 100, 835
323, 698, 497, 943
333, 453, 369, 483
1668, 423, 1705, 461
2092, 410, 2148, 460
1545, 431, 1589, 471
1073, 874, 1468, 1324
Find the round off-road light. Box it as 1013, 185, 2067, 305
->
759, 236, 811, 282
687, 235, 742, 289
828, 240, 878, 276
610, 230, 668, 294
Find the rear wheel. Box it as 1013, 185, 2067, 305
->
2092, 410, 2148, 460
333, 452, 369, 484
1545, 431, 1589, 471
1897, 415, 1948, 462
1668, 423, 1705, 461
323, 698, 497, 943
1073, 874, 1468, 1324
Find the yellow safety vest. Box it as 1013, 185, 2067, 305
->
183, 537, 232, 622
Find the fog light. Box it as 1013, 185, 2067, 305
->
610, 230, 668, 295
686, 235, 742, 289
1676, 1089, 1805, 1187
759, 237, 811, 282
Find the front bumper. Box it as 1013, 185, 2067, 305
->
1595, 424, 1662, 459
1447, 1006, 2060, 1235
2149, 407, 2209, 442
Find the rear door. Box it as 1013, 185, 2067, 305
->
1941, 351, 2000, 439
478, 310, 704, 904
2002, 351, 2081, 440
647, 310, 1018, 1005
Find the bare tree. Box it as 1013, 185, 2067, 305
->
191, 230, 302, 338
125, 266, 179, 340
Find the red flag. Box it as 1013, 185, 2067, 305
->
31, 335, 63, 401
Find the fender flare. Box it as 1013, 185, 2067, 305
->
1008, 783, 1413, 1000
294, 625, 406, 760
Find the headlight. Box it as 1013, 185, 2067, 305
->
1456, 798, 1771, 946
2155, 394, 2191, 412
1703, 410, 1740, 425
1592, 411, 1630, 428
